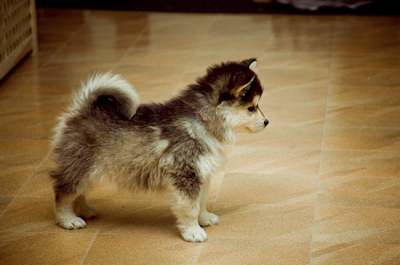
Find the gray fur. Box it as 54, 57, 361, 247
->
51, 59, 268, 242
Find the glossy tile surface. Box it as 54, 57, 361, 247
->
1, 9, 400, 265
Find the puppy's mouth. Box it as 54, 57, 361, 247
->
246, 119, 269, 133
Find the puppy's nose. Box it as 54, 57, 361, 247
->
264, 119, 269, 127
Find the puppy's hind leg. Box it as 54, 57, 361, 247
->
198, 179, 219, 227
74, 195, 99, 219
55, 193, 87, 230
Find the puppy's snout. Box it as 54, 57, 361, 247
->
264, 119, 269, 127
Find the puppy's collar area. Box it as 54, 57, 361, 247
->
198, 111, 209, 125
197, 111, 222, 142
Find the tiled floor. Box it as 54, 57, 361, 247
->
1, 8, 400, 265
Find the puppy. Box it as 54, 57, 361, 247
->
51, 58, 268, 242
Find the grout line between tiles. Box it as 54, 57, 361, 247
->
79, 195, 119, 265
111, 24, 149, 71
0, 149, 52, 219
308, 18, 337, 265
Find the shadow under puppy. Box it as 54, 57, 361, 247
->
51, 58, 268, 242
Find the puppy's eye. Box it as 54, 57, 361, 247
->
248, 106, 255, 112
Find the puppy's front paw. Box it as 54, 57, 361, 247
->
57, 216, 87, 230
199, 212, 219, 227
181, 226, 207, 242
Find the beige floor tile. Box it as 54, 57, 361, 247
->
133, 33, 199, 52
325, 106, 400, 128
0, 166, 35, 196
208, 202, 314, 242
206, 15, 272, 39
328, 86, 400, 106
100, 199, 179, 237
226, 146, 321, 176
197, 238, 311, 265
236, 123, 324, 149
320, 150, 400, 179
311, 242, 400, 265
0, 139, 50, 167
0, 232, 95, 265
18, 164, 57, 197
259, 68, 330, 87
0, 196, 113, 233
317, 175, 400, 209
67, 31, 141, 49
38, 61, 119, 81
261, 83, 328, 106
0, 95, 70, 117
259, 70, 329, 106
0, 113, 57, 140
198, 36, 268, 53
335, 21, 400, 40
264, 37, 333, 53
83, 234, 201, 265
0, 196, 14, 213
217, 173, 318, 205
50, 46, 128, 64
145, 13, 212, 38
331, 69, 400, 87
81, 10, 148, 25
262, 104, 326, 126
120, 48, 195, 68
113, 64, 184, 99
313, 207, 400, 244
260, 52, 332, 69
8, 51, 53, 76
0, 74, 32, 105
334, 38, 400, 55
323, 126, 400, 151
17, 75, 79, 97
332, 53, 400, 70
186, 51, 264, 74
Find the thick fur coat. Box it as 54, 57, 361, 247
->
51, 58, 268, 242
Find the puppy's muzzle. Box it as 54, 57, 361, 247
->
258, 107, 269, 127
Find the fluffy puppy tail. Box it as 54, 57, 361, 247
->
72, 72, 140, 120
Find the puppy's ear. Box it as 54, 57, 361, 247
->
241, 58, 257, 70
233, 75, 255, 98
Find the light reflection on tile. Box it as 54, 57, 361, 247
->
311, 242, 400, 265
314, 207, 400, 244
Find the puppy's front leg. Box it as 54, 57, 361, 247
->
168, 187, 207, 242
198, 179, 219, 227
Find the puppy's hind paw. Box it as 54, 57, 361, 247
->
199, 212, 219, 227
79, 205, 99, 219
57, 216, 87, 230
181, 226, 208, 242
